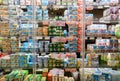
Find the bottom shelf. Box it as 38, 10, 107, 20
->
1, 68, 120, 81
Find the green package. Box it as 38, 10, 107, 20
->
41, 77, 46, 81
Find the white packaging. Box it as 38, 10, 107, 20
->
26, 0, 32, 5
3, 0, 8, 4
20, 0, 26, 5
56, 0, 61, 5
8, 0, 14, 5
103, 9, 110, 16
36, 0, 41, 5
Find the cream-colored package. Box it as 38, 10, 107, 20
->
62, 0, 67, 5
3, 0, 8, 4
0, 0, 2, 4
36, 0, 41, 5
56, 0, 61, 5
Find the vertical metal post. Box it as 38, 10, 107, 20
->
32, 0, 36, 81
81, 0, 86, 81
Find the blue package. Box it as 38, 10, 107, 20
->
94, 30, 99, 33
69, 11, 78, 15
86, 30, 90, 35
93, 45, 98, 50
37, 16, 42, 20
68, 6, 78, 11
43, 10, 48, 14
37, 9, 42, 14
102, 73, 111, 81
27, 6, 33, 10
98, 46, 106, 50
26, 16, 33, 19
28, 39, 33, 42
42, 0, 49, 6
108, 30, 115, 35
15, 0, 20, 5
69, 48, 78, 52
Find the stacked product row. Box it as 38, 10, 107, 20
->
1, 68, 120, 81
0, 37, 19, 53
0, 52, 78, 68
87, 39, 119, 52
80, 68, 120, 81
0, 0, 77, 6
20, 37, 80, 52
0, 68, 80, 81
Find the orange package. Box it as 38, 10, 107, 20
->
43, 27, 48, 36
78, 30, 82, 36
78, 0, 83, 5
78, 38, 82, 45
78, 14, 82, 20
78, 23, 82, 29
78, 6, 82, 13
0, 76, 5, 81
78, 45, 81, 51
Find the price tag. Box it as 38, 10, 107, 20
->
21, 6, 26, 8
42, 6, 47, 9
5, 69, 10, 72
112, 36, 116, 39
104, 5, 110, 8
97, 37, 102, 39
45, 37, 50, 40
36, 69, 43, 72
98, 6, 103, 9
41, 53, 45, 56
36, 37, 43, 39
118, 39, 120, 43
106, 21, 110, 23
90, 37, 94, 40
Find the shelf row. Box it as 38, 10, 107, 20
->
1, 52, 120, 69
1, 68, 120, 81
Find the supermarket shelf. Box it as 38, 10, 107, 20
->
86, 52, 120, 54
85, 36, 116, 40
86, 35, 115, 38
1, 66, 120, 70
86, 50, 119, 53
92, 20, 119, 24
0, 36, 77, 38
84, 66, 120, 68
20, 20, 79, 22
20, 4, 120, 9
0, 3, 119, 10
19, 20, 120, 24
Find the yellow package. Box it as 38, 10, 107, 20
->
0, 0, 3, 4
0, 76, 5, 81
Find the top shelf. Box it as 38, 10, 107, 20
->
0, 4, 120, 10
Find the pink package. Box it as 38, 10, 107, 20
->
110, 6, 119, 14
20, 0, 26, 5
111, 14, 119, 20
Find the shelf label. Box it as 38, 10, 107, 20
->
98, 6, 103, 9
45, 37, 50, 40
90, 37, 94, 40
104, 5, 110, 8
5, 69, 10, 72
21, 6, 26, 8
36, 37, 43, 39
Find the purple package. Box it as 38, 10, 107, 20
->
111, 14, 119, 20
110, 6, 119, 14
